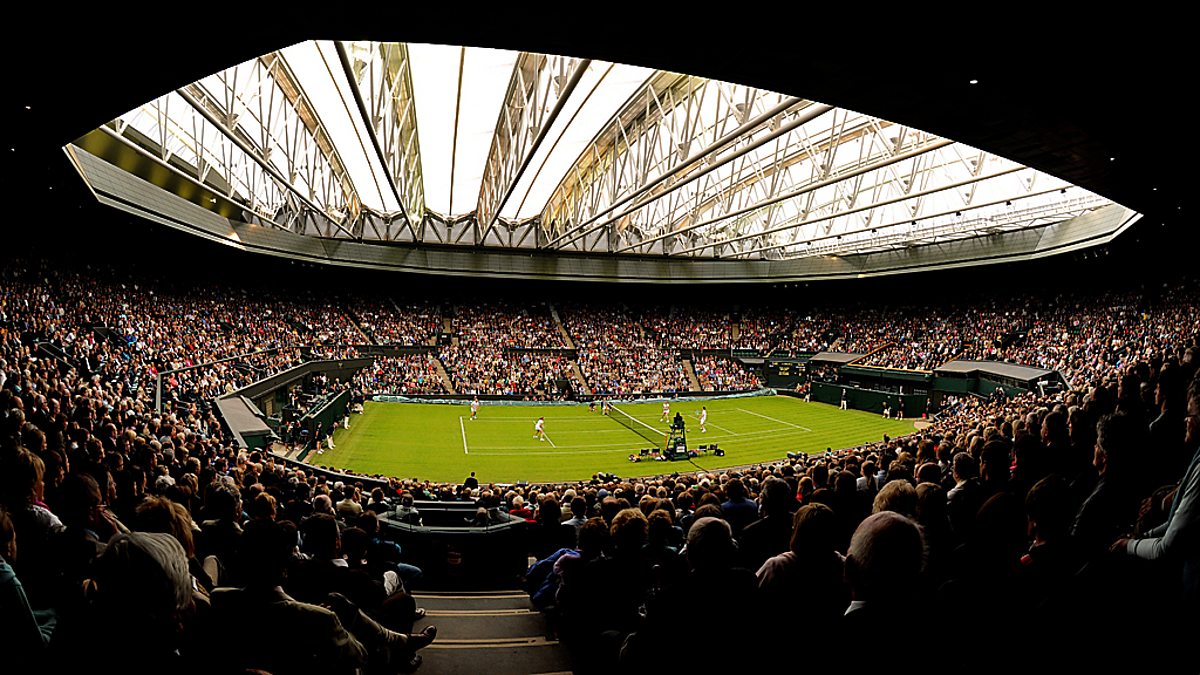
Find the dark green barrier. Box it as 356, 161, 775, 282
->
812, 382, 927, 417
305, 389, 352, 443
840, 365, 932, 383
979, 377, 1027, 396
933, 374, 977, 394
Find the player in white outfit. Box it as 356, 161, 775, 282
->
699, 406, 708, 433
660, 401, 671, 422
534, 416, 546, 441
470, 397, 480, 420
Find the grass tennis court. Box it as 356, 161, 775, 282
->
318, 395, 916, 483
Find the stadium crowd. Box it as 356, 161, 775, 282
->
563, 305, 692, 396
996, 287, 1198, 389
354, 354, 449, 396
439, 346, 581, 399
352, 299, 440, 346
518, 343, 1197, 671
645, 308, 732, 350
2, 252, 1198, 672
692, 355, 760, 391
733, 308, 794, 353
451, 301, 565, 350
772, 313, 838, 355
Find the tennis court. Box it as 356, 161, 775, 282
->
319, 395, 915, 483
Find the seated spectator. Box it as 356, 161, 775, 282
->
719, 478, 758, 535
842, 511, 926, 629
133, 494, 213, 594
622, 517, 757, 670
1072, 412, 1143, 556
1113, 373, 1200, 605
558, 509, 649, 669
0, 450, 65, 605
1019, 475, 1084, 612
756, 503, 847, 628
51, 532, 197, 674
208, 519, 434, 674
738, 476, 796, 570
0, 507, 55, 666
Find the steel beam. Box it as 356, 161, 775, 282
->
334, 41, 413, 230
545, 97, 819, 250
615, 137, 954, 254
176, 86, 357, 239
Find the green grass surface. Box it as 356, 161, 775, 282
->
317, 395, 915, 483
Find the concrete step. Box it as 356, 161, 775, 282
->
345, 309, 373, 344
569, 361, 592, 394
683, 358, 702, 391
414, 592, 531, 612
411, 590, 570, 674
547, 303, 575, 349
431, 357, 457, 394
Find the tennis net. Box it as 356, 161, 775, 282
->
611, 405, 669, 449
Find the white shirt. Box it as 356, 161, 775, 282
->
699, 410, 708, 422
535, 419, 544, 431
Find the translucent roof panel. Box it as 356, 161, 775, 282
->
502, 62, 654, 220
95, 40, 1132, 259
454, 47, 520, 215
407, 43, 461, 216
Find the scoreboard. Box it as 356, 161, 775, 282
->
765, 359, 807, 388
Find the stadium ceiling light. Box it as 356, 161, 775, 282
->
969, 79, 979, 85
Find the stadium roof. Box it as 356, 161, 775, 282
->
11, 15, 1186, 282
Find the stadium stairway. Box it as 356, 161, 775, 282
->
569, 362, 592, 395
682, 359, 702, 391
345, 309, 374, 344
851, 341, 895, 364
412, 589, 571, 675
547, 303, 575, 349
433, 358, 458, 394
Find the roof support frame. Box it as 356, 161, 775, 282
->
176, 86, 358, 239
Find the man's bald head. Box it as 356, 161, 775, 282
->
845, 511, 925, 603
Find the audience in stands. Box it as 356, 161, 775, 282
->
2, 255, 1198, 672
692, 355, 760, 391
355, 355, 448, 396
353, 299, 440, 346
563, 304, 691, 395
440, 347, 581, 399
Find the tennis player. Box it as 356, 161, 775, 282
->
470, 396, 480, 420
534, 416, 546, 441
699, 406, 708, 433
661, 400, 671, 422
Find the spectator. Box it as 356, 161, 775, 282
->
842, 511, 926, 628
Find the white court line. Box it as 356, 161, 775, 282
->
469, 426, 815, 454
542, 432, 557, 448
690, 412, 734, 434
472, 422, 811, 449
736, 407, 812, 432
459, 417, 469, 455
